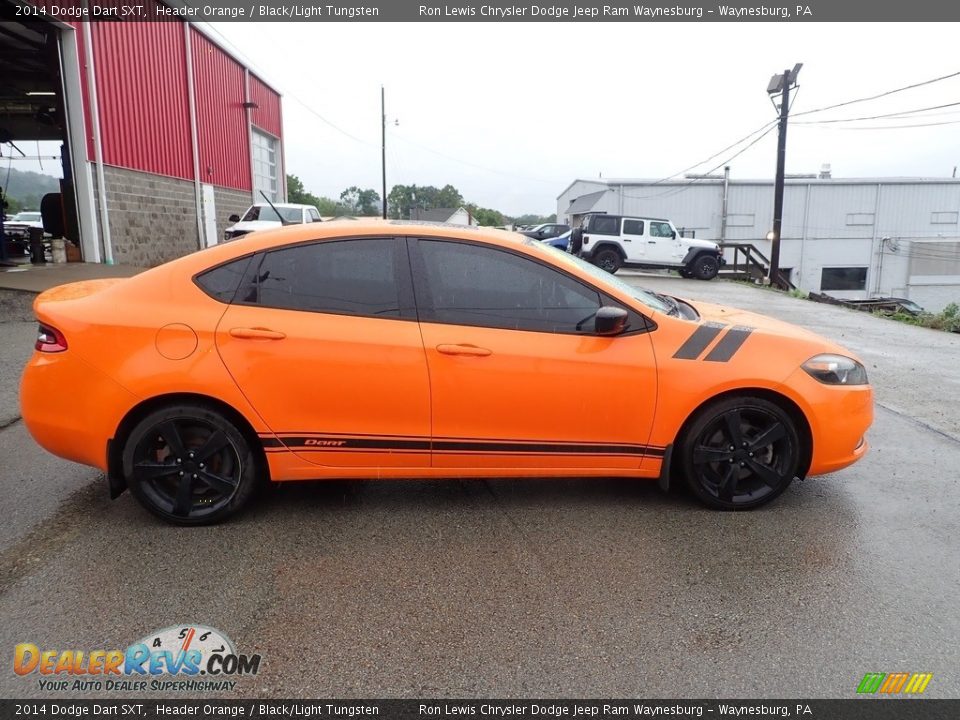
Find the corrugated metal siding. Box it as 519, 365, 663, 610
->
249, 74, 282, 138
191, 28, 250, 191
90, 21, 193, 180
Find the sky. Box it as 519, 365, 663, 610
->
10, 22, 960, 217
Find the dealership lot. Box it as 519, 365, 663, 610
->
0, 275, 958, 698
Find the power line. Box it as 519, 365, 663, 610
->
791, 70, 960, 118
794, 100, 960, 125
619, 124, 778, 202
202, 23, 375, 147
390, 132, 556, 185
797, 119, 960, 131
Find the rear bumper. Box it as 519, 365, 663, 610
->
21, 350, 138, 473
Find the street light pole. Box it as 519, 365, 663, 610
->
381, 85, 387, 219
767, 63, 801, 288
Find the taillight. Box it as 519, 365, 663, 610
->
36, 324, 68, 353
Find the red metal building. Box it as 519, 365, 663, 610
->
1, 3, 285, 266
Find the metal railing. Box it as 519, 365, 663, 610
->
719, 241, 794, 290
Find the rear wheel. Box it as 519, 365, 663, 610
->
122, 404, 258, 525
678, 396, 800, 510
593, 248, 623, 274
689, 253, 719, 280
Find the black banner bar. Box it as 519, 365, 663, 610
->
5, 0, 960, 22
1, 700, 959, 720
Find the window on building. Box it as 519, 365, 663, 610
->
821, 267, 868, 291
246, 239, 404, 317
726, 214, 755, 227
416, 240, 601, 334
251, 129, 279, 202
846, 213, 875, 226
931, 211, 959, 225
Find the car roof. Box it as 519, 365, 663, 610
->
250, 203, 312, 209
177, 221, 548, 274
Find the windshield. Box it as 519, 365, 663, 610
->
240, 206, 303, 223
14, 212, 41, 222
524, 239, 674, 315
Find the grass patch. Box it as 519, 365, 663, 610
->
879, 302, 960, 333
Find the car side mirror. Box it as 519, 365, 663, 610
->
670, 231, 677, 239
594, 306, 629, 335
228, 214, 240, 223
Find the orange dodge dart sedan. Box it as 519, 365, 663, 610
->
21, 221, 873, 524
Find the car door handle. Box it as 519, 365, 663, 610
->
436, 344, 492, 357
229, 327, 287, 340
648, 240, 657, 244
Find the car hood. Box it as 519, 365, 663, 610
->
227, 220, 283, 233
688, 299, 854, 355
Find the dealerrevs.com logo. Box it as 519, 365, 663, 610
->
14, 625, 261, 692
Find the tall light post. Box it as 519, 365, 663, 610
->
766, 63, 802, 288
381, 85, 387, 219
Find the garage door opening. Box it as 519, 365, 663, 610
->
1, 12, 83, 272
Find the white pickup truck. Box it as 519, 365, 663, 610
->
224, 203, 322, 242
571, 213, 724, 279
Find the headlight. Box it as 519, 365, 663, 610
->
802, 354, 868, 385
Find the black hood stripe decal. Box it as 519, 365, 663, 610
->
703, 326, 754, 362
672, 321, 726, 359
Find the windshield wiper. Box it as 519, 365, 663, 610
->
654, 292, 681, 317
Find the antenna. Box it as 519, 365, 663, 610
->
259, 190, 293, 226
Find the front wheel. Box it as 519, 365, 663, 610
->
122, 404, 259, 525
593, 248, 623, 274
678, 396, 801, 510
689, 254, 719, 280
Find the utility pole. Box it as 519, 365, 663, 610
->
766, 63, 801, 288
381, 85, 387, 219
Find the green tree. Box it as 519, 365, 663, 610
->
387, 183, 467, 219
286, 174, 340, 217
465, 203, 504, 227
339, 186, 381, 216
512, 213, 557, 227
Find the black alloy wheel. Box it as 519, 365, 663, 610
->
593, 248, 623, 274
123, 404, 258, 525
692, 254, 719, 280
680, 396, 801, 510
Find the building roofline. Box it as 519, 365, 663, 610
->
593, 176, 960, 186
180, 18, 282, 97
555, 178, 608, 200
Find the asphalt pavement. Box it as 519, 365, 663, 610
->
1, 275, 958, 699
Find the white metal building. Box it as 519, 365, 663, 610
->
557, 176, 960, 311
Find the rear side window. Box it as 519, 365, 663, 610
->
195, 255, 254, 303
242, 238, 406, 317
415, 239, 601, 334
623, 219, 644, 235
590, 216, 619, 235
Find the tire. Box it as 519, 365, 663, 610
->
678, 268, 693, 278
689, 253, 719, 280
122, 404, 259, 525
678, 396, 801, 510
593, 247, 623, 274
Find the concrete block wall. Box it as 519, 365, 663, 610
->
96, 166, 200, 267
214, 187, 253, 243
